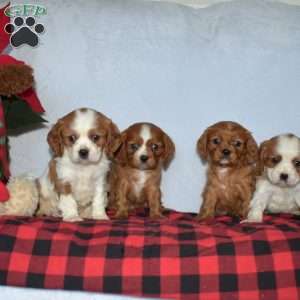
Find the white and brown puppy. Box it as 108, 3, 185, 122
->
246, 134, 300, 222
37, 108, 119, 222
108, 123, 175, 219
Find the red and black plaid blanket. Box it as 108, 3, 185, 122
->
0, 210, 300, 299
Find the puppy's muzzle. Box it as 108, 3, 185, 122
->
280, 173, 289, 182
222, 149, 231, 156
140, 155, 149, 163
79, 148, 89, 160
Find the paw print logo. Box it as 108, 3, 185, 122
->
4, 16, 45, 48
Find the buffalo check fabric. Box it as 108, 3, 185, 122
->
0, 210, 300, 299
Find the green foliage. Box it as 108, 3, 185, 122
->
2, 95, 47, 131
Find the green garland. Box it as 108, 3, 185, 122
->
2, 95, 47, 131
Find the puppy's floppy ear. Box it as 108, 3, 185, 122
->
256, 139, 273, 175
162, 132, 175, 169
245, 132, 259, 165
47, 120, 64, 157
105, 120, 120, 158
197, 128, 210, 161
259, 139, 272, 164
109, 131, 128, 164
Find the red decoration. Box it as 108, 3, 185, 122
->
0, 101, 9, 179
0, 3, 9, 53
0, 4, 45, 202
0, 99, 9, 202
0, 180, 9, 202
0, 54, 45, 203
19, 88, 45, 113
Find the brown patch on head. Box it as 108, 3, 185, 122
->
47, 110, 76, 157
110, 123, 143, 167
197, 121, 258, 167
109, 130, 128, 164
259, 137, 279, 171
110, 123, 175, 170
91, 111, 120, 157
0, 64, 33, 96
293, 157, 300, 176
148, 123, 175, 169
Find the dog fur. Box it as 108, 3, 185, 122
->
196, 121, 258, 221
108, 122, 175, 219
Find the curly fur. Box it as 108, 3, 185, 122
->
0, 64, 34, 96
0, 176, 39, 216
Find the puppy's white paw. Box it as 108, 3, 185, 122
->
241, 211, 263, 223
63, 216, 83, 222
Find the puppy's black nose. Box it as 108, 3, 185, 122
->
79, 148, 89, 159
280, 173, 289, 181
140, 155, 149, 162
222, 149, 231, 156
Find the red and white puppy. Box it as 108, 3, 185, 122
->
108, 123, 175, 219
196, 121, 258, 221
37, 108, 119, 222
246, 134, 300, 222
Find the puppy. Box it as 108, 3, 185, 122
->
108, 122, 175, 219
196, 121, 258, 221
37, 108, 119, 222
246, 134, 300, 222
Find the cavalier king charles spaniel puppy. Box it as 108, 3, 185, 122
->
245, 134, 300, 222
196, 121, 258, 221
36, 108, 119, 222
108, 122, 175, 219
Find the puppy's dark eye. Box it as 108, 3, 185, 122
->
271, 156, 281, 164
151, 143, 159, 151
68, 135, 77, 144
294, 160, 300, 168
91, 134, 100, 143
130, 143, 139, 151
234, 140, 242, 147
212, 138, 220, 145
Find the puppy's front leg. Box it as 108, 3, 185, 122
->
196, 187, 217, 221
91, 183, 109, 220
115, 180, 129, 219
238, 184, 253, 220
243, 190, 270, 223
294, 196, 300, 211
59, 194, 82, 222
146, 186, 163, 219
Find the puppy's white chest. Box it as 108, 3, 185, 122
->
133, 171, 148, 196
267, 186, 300, 213
57, 162, 106, 205
217, 168, 229, 190
72, 173, 95, 202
